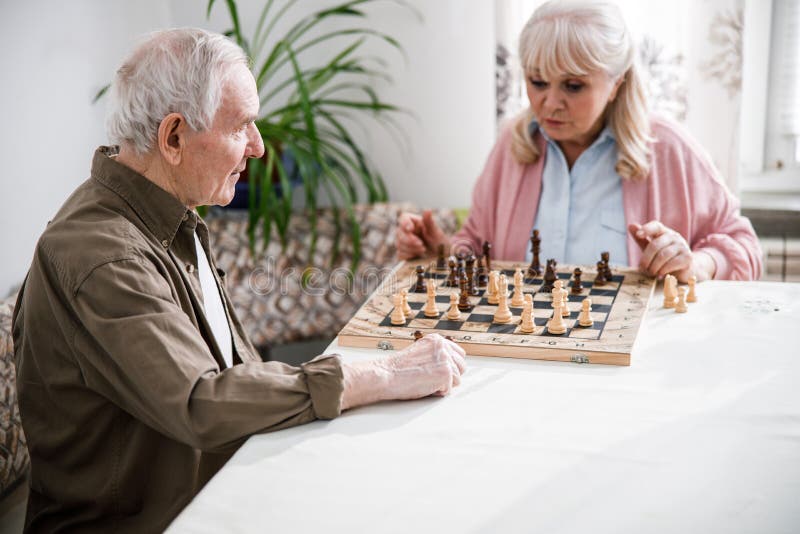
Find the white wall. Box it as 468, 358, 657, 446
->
168, 0, 497, 208
0, 0, 170, 297
0, 0, 496, 297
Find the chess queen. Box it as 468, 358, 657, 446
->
396, 0, 761, 284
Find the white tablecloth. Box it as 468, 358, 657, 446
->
168, 281, 800, 533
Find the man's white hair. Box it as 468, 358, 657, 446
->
106, 28, 249, 155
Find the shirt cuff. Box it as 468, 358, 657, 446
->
301, 354, 345, 420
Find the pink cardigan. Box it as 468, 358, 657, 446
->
453, 116, 762, 280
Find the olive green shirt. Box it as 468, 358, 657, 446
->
13, 147, 344, 533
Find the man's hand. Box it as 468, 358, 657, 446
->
628, 221, 716, 283
396, 210, 449, 260
340, 334, 467, 410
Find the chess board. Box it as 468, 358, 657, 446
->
338, 259, 656, 365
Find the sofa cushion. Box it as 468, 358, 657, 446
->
0, 292, 29, 497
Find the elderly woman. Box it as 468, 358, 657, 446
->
397, 0, 761, 282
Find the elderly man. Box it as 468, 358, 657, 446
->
13, 28, 465, 532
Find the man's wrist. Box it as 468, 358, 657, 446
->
340, 359, 392, 410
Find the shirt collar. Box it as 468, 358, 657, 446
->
528, 118, 616, 148
90, 146, 195, 248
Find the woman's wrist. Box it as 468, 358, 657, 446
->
692, 250, 717, 281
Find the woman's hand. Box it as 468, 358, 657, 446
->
628, 221, 716, 282
396, 210, 449, 260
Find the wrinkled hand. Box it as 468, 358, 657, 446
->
341, 334, 467, 410
396, 210, 449, 260
628, 221, 715, 283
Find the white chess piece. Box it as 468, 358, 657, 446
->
446, 292, 461, 320
391, 293, 406, 325
401, 288, 412, 317
561, 283, 569, 317
423, 277, 439, 317
551, 280, 563, 310
519, 293, 534, 333
663, 274, 676, 308
493, 274, 512, 324
511, 268, 525, 307
487, 271, 499, 305
578, 298, 593, 327
675, 286, 688, 313
687, 275, 697, 303
548, 294, 567, 334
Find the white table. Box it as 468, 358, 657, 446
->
169, 281, 800, 533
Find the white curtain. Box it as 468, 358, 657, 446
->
495, 0, 744, 192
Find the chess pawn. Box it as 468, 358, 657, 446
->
519, 294, 534, 333
436, 244, 447, 271
511, 268, 525, 307
578, 298, 593, 327
687, 275, 697, 302
663, 274, 676, 308
423, 279, 439, 317
413, 265, 427, 293
446, 292, 461, 320
401, 288, 412, 317
548, 296, 567, 334
675, 286, 688, 313
571, 267, 583, 295
391, 293, 406, 325
487, 271, 499, 305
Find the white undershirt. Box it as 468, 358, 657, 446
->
194, 232, 233, 368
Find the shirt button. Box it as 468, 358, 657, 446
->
182, 213, 189, 221
186, 264, 195, 273
161, 239, 169, 248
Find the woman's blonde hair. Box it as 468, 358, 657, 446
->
511, 0, 652, 180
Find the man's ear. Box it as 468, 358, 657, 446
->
157, 113, 186, 166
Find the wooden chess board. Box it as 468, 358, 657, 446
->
338, 259, 656, 365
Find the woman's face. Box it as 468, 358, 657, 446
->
526, 68, 622, 149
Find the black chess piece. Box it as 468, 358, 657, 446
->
482, 241, 492, 272
571, 267, 583, 294
436, 244, 447, 271
601, 251, 613, 280
476, 254, 488, 287
443, 258, 459, 287
594, 260, 607, 286
412, 265, 427, 293
457, 276, 474, 312
540, 258, 557, 293
463, 255, 478, 295
527, 229, 542, 277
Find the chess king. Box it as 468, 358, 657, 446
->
396, 0, 761, 283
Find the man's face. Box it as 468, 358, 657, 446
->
177, 63, 265, 208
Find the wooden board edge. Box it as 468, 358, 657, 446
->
337, 334, 630, 366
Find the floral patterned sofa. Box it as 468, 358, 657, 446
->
0, 292, 29, 498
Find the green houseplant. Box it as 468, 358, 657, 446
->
207, 0, 416, 270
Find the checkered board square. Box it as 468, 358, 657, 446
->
339, 259, 656, 366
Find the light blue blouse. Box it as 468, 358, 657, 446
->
525, 120, 629, 267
